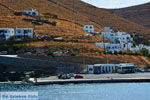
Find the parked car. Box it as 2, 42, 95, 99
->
67, 73, 76, 77
74, 75, 83, 79
58, 74, 71, 79
137, 68, 145, 72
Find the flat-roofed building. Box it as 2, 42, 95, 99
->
22, 9, 39, 16
16, 28, 34, 38
83, 25, 94, 33
0, 28, 15, 40
117, 63, 137, 74
87, 64, 117, 74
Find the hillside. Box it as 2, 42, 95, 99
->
57, 0, 150, 38
107, 3, 150, 28
0, 0, 150, 66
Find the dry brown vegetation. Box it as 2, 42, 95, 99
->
26, 41, 103, 53
57, 0, 150, 36
0, 0, 150, 66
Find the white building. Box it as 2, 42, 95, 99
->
0, 28, 15, 40
87, 64, 117, 74
22, 9, 39, 16
104, 27, 114, 33
96, 43, 121, 52
117, 63, 137, 74
101, 27, 133, 43
16, 28, 34, 38
83, 25, 94, 33
88, 63, 137, 74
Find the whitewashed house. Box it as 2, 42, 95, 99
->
112, 32, 133, 43
96, 42, 121, 52
0, 28, 15, 40
120, 42, 133, 50
101, 27, 133, 43
87, 64, 117, 74
83, 25, 94, 33
101, 27, 115, 39
22, 9, 39, 16
16, 28, 34, 38
96, 42, 133, 51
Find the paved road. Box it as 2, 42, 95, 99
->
82, 73, 150, 79
37, 73, 150, 81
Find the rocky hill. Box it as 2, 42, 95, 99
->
0, 0, 150, 66
107, 2, 150, 29
57, 0, 150, 37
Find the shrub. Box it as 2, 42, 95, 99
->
147, 54, 150, 59
140, 48, 149, 56
113, 51, 118, 55
47, 51, 54, 57
0, 44, 25, 52
70, 52, 77, 56
118, 51, 123, 55
107, 51, 113, 54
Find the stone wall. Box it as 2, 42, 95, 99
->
0, 56, 86, 74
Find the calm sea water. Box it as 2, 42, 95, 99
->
0, 82, 150, 100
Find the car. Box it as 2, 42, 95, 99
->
67, 73, 76, 77
74, 75, 83, 79
58, 74, 71, 79
137, 68, 145, 72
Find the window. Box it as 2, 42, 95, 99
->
17, 30, 21, 33
90, 26, 93, 29
89, 68, 93, 71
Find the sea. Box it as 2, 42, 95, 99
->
0, 82, 150, 100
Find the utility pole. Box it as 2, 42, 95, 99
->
103, 35, 109, 64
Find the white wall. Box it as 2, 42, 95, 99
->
23, 9, 39, 16
96, 43, 121, 51
0, 28, 15, 40
87, 65, 94, 74
101, 27, 133, 44
16, 28, 34, 38
83, 25, 94, 33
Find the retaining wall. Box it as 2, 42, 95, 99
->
0, 56, 86, 74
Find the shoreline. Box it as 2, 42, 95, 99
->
1, 73, 150, 85
32, 78, 150, 85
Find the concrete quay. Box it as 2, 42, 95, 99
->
31, 73, 150, 85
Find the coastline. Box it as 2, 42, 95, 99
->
32, 78, 150, 85
1, 73, 150, 85
32, 73, 150, 85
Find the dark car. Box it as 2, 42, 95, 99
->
58, 74, 71, 79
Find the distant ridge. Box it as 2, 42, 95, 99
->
57, 0, 150, 39
107, 2, 150, 28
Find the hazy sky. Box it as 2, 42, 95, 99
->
82, 0, 150, 8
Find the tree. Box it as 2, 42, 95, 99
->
70, 52, 77, 56
113, 51, 118, 55
147, 54, 150, 59
140, 48, 149, 56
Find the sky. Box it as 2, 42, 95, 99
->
82, 0, 150, 9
